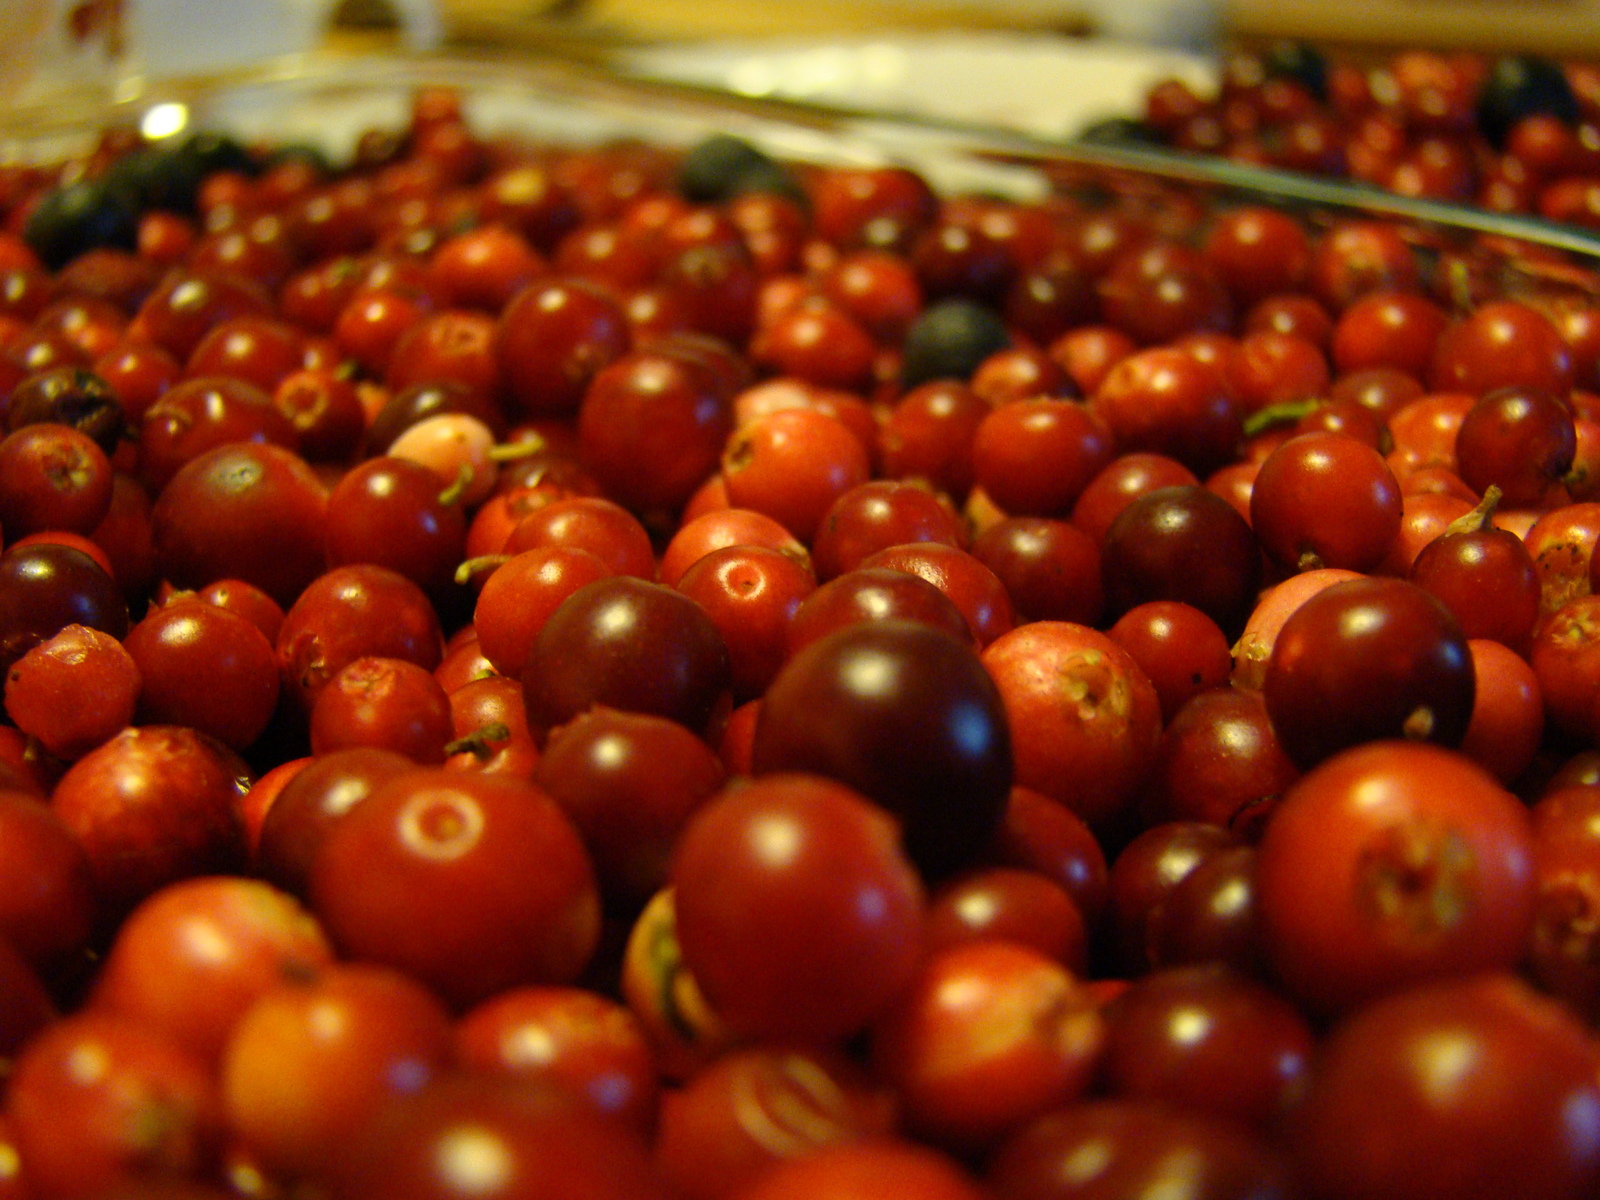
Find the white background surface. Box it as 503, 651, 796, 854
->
623, 33, 1219, 139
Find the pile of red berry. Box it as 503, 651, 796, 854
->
1130, 43, 1600, 227
0, 72, 1597, 1200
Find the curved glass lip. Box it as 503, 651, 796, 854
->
5, 47, 1600, 269
628, 66, 1600, 265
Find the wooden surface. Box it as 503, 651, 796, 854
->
1223, 0, 1600, 59
430, 0, 1600, 56
438, 0, 1089, 46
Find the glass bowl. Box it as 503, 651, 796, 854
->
4, 47, 1600, 316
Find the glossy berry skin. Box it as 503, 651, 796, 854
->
1108, 821, 1243, 977
910, 206, 1019, 305
534, 706, 727, 907
989, 1099, 1292, 1200
823, 248, 924, 340
137, 374, 298, 495
727, 1139, 987, 1200
87, 875, 334, 1068
274, 366, 365, 463
0, 541, 128, 676
670, 772, 926, 1043
1289, 974, 1600, 1200
1051, 323, 1139, 395
1250, 432, 1402, 573
1387, 391, 1475, 479
520, 576, 731, 736
472, 547, 613, 679
675, 544, 816, 701
1098, 241, 1233, 348
721, 406, 872, 543
186, 314, 306, 393
752, 302, 878, 390
1097, 963, 1315, 1132
0, 422, 114, 538
923, 866, 1089, 972
381, 310, 502, 411
857, 542, 1016, 647
1202, 204, 1313, 305
276, 564, 445, 713
754, 619, 1012, 878
1227, 329, 1330, 413
444, 673, 539, 780
1099, 484, 1262, 636
1255, 741, 1536, 1015
456, 984, 659, 1138
654, 1042, 894, 1198
364, 379, 502, 459
657, 507, 809, 590
1307, 220, 1420, 311
336, 1073, 664, 1200
1330, 289, 1449, 377
6, 1010, 222, 1200
3, 623, 139, 760
1232, 566, 1365, 690
497, 278, 631, 419
255, 746, 415, 898
1090, 346, 1243, 478
1144, 686, 1299, 834
1070, 452, 1201, 546
578, 346, 735, 522
810, 480, 967, 582
809, 164, 938, 254
971, 397, 1116, 519
309, 769, 601, 1009
0, 791, 96, 975
1108, 602, 1234, 725
1454, 386, 1577, 507
969, 516, 1105, 627
1410, 506, 1541, 651
871, 940, 1105, 1153
1527, 781, 1600, 1021
124, 598, 280, 751
987, 785, 1109, 929
221, 962, 455, 1182
1460, 637, 1544, 786
1248, 292, 1333, 347
334, 288, 427, 377
49, 725, 248, 926
785, 566, 973, 661
151, 441, 329, 608
503, 495, 656, 581
1147, 841, 1268, 977
189, 578, 286, 648
1263, 575, 1475, 769
324, 456, 468, 597
1429, 300, 1574, 397
981, 622, 1162, 831
309, 656, 455, 765
878, 380, 989, 500
29, 91, 1600, 1200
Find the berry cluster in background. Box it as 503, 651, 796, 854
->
1122, 44, 1600, 228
